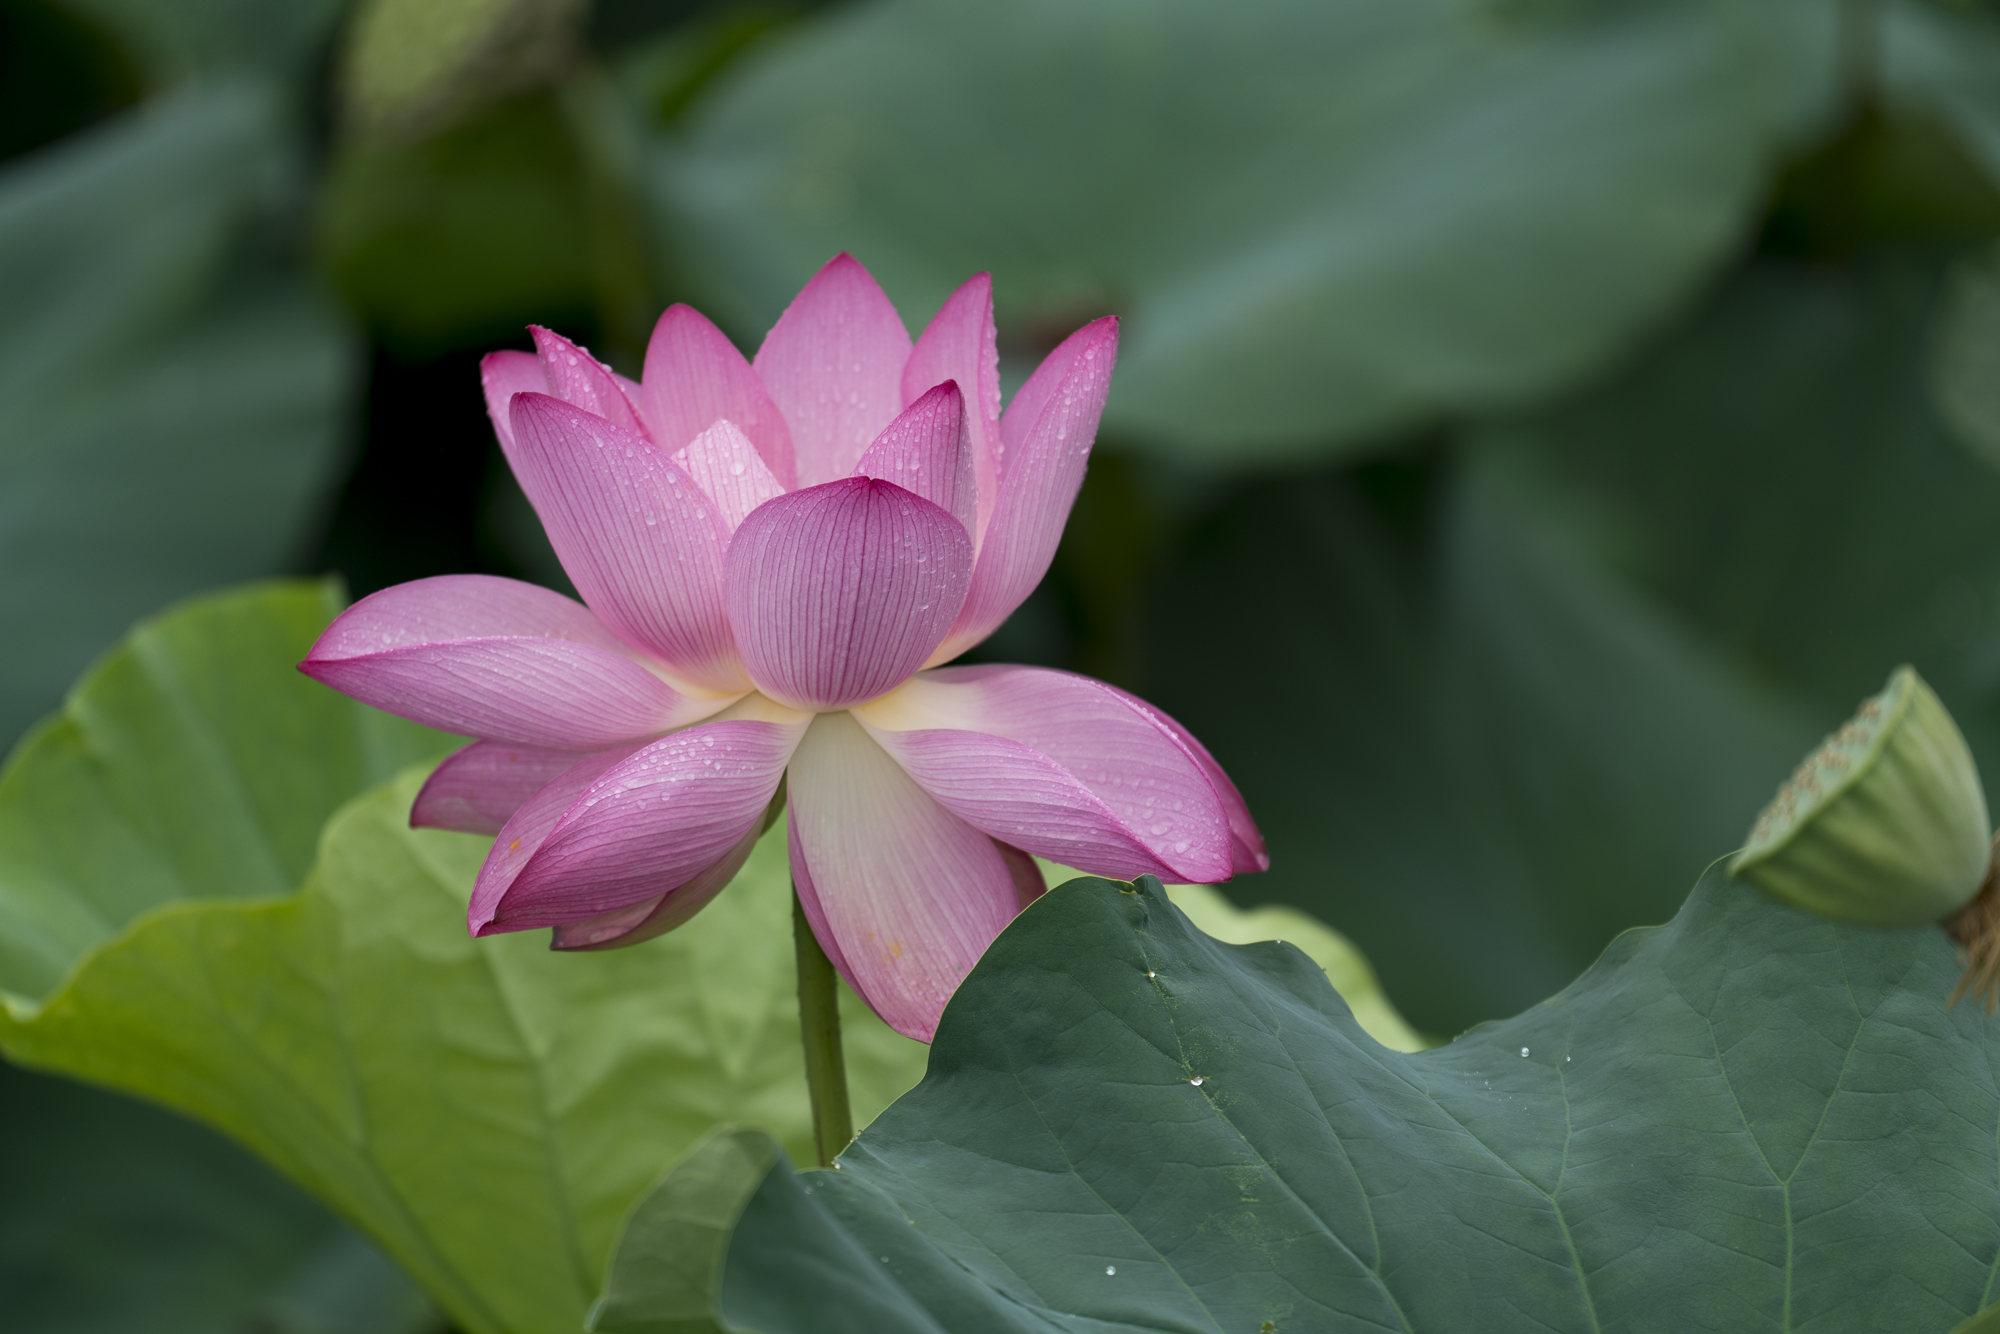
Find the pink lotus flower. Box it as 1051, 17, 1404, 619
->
302, 255, 1264, 1040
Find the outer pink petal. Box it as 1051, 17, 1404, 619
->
787, 710, 1021, 1042
903, 273, 1000, 544
472, 716, 807, 934
859, 725, 1190, 882
301, 576, 720, 748
549, 821, 761, 950
724, 478, 971, 711
306, 573, 628, 652
467, 741, 653, 933
304, 638, 703, 750
753, 254, 913, 488
674, 419, 785, 533
852, 380, 974, 538
1145, 708, 1270, 875
481, 350, 549, 454
855, 664, 1241, 883
531, 326, 645, 436
640, 304, 796, 486
507, 392, 747, 691
932, 318, 1118, 664
412, 740, 589, 835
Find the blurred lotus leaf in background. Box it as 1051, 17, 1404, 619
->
654, 0, 1843, 460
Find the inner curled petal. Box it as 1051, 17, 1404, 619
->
724, 477, 972, 711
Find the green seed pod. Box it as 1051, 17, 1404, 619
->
1731, 666, 1991, 928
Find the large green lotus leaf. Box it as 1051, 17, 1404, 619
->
653, 0, 1839, 463
0, 769, 927, 1334
0, 580, 447, 998
0, 1061, 437, 1334
0, 85, 360, 748
0, 579, 449, 1331
614, 870, 2000, 1331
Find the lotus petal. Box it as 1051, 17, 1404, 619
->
856, 663, 1237, 882
411, 740, 590, 835
903, 273, 1000, 542
507, 392, 746, 691
934, 318, 1117, 663
852, 380, 974, 539
753, 254, 912, 487
724, 477, 971, 711
531, 326, 645, 436
787, 710, 1021, 1042
674, 418, 786, 533
640, 303, 796, 485
473, 714, 808, 934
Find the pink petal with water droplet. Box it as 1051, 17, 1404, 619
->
852, 380, 974, 539
856, 664, 1239, 883
531, 326, 645, 437
754, 254, 912, 488
507, 392, 747, 691
904, 273, 1000, 543
724, 477, 971, 711
932, 318, 1118, 664
549, 821, 762, 950
472, 716, 806, 934
640, 304, 796, 485
481, 350, 548, 454
787, 710, 1021, 1042
412, 740, 599, 835
301, 575, 722, 748
675, 418, 786, 533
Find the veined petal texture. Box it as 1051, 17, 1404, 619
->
936, 317, 1118, 663
857, 664, 1237, 883
788, 710, 1024, 1042
640, 303, 796, 485
467, 740, 653, 933
1147, 706, 1270, 875
549, 822, 763, 951
530, 326, 645, 437
411, 740, 593, 835
852, 380, 975, 539
903, 272, 1001, 544
507, 393, 747, 692
300, 576, 716, 748
754, 253, 913, 487
674, 418, 786, 534
724, 478, 972, 711
472, 714, 808, 934
479, 350, 548, 454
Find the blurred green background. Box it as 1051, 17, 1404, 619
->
10, 0, 2000, 1327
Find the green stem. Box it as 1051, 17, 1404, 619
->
793, 887, 853, 1167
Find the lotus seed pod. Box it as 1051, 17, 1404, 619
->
1731, 666, 1991, 928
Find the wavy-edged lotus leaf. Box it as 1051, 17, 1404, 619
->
656, 0, 1839, 462
607, 870, 2000, 1331
0, 579, 449, 997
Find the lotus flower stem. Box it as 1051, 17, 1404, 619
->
793, 885, 853, 1166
